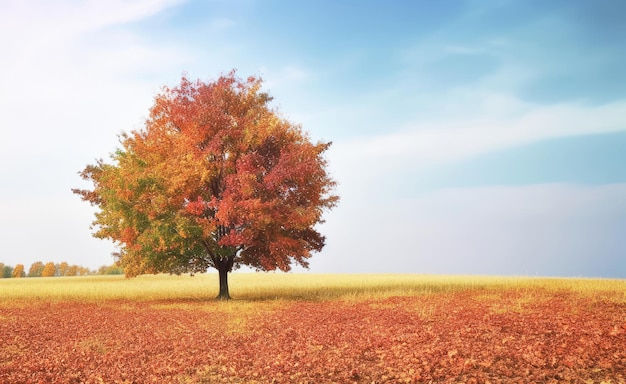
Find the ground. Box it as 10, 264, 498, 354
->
1, 279, 625, 383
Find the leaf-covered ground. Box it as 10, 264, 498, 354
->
1, 289, 625, 383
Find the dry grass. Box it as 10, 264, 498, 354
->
0, 272, 624, 305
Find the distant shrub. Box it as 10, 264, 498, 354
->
1, 264, 13, 278
97, 265, 124, 275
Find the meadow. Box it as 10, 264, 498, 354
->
2, 272, 625, 302
1, 273, 625, 383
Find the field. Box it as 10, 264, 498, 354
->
1, 274, 625, 383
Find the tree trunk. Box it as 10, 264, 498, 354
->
215, 256, 234, 300
216, 264, 230, 300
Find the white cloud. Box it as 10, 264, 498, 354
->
0, 0, 184, 82
1, 0, 183, 35
322, 96, 626, 207
335, 98, 626, 171
0, 0, 187, 268
0, 0, 190, 160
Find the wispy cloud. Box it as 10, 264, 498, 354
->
336, 98, 626, 169
0, 0, 189, 160
1, 0, 183, 33
0, 0, 190, 269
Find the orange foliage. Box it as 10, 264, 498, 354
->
28, 261, 45, 277
41, 262, 56, 277
11, 264, 25, 278
73, 71, 338, 298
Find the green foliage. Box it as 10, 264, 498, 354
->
1, 264, 14, 278
28, 261, 45, 277
97, 264, 124, 275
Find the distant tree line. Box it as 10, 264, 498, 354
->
0, 261, 124, 278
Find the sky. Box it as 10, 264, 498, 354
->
1, 0, 625, 277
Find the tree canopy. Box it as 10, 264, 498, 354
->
12, 264, 25, 278
74, 72, 338, 299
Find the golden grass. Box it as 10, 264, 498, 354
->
0, 272, 624, 305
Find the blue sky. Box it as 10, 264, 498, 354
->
1, 0, 625, 277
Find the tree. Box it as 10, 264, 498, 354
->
97, 264, 124, 275
67, 265, 78, 276
74, 72, 338, 299
57, 262, 70, 276
12, 264, 25, 278
1, 264, 13, 278
42, 262, 56, 277
28, 261, 45, 277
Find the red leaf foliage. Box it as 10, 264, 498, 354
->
72, 72, 339, 283
1, 289, 625, 383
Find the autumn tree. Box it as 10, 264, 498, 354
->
42, 262, 56, 277
97, 264, 124, 275
67, 265, 78, 276
12, 264, 25, 278
57, 262, 70, 276
28, 261, 45, 277
74, 72, 338, 299
1, 264, 13, 278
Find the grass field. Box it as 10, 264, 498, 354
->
1, 273, 625, 383
1, 272, 625, 303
